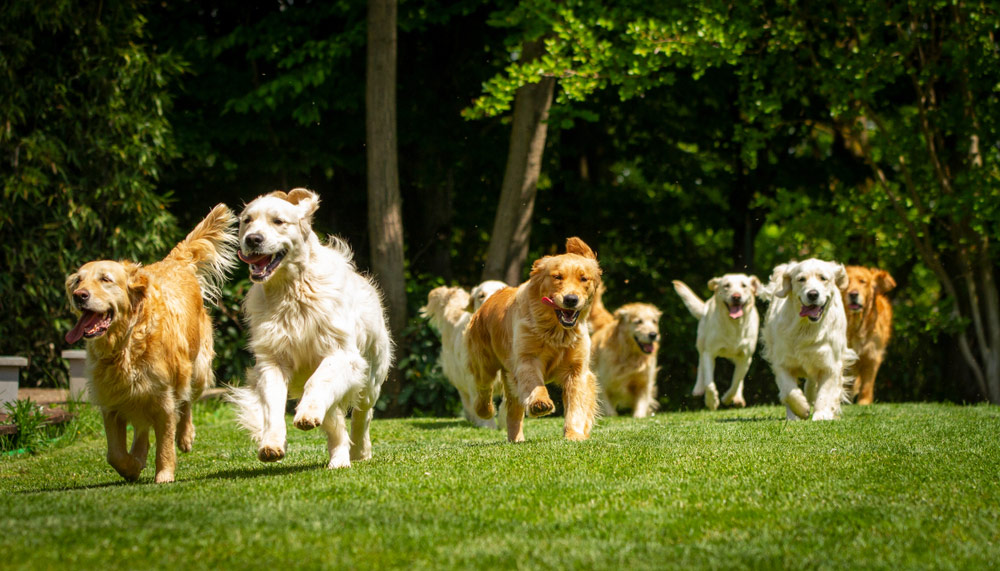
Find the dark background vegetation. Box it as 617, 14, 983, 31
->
2, 0, 997, 415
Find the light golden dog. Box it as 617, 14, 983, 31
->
65, 204, 237, 483
421, 280, 507, 428
466, 237, 601, 442
228, 189, 393, 469
843, 265, 895, 405
673, 274, 761, 410
762, 259, 857, 420
590, 302, 662, 417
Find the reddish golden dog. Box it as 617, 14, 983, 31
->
843, 265, 896, 404
466, 237, 602, 442
65, 205, 236, 483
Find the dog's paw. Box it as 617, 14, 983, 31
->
177, 433, 194, 453
293, 414, 322, 431
731, 396, 747, 408
474, 398, 495, 420
110, 455, 143, 482
527, 398, 555, 418
782, 390, 810, 419
811, 409, 837, 421
327, 449, 352, 469
154, 470, 175, 484
258, 445, 286, 463
704, 387, 720, 411
564, 428, 589, 441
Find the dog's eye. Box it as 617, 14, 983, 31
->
580, 275, 588, 283
819, 275, 828, 282
859, 279, 867, 284
242, 216, 251, 224
553, 274, 563, 281
100, 275, 113, 284
273, 218, 284, 225
797, 276, 807, 283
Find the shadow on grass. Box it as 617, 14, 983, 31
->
199, 462, 325, 481
15, 479, 134, 495
407, 419, 471, 430
714, 415, 781, 423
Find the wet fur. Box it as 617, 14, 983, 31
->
843, 266, 895, 405
466, 237, 601, 442
64, 204, 237, 483
227, 189, 393, 469
761, 259, 857, 420
673, 274, 761, 410
590, 302, 662, 418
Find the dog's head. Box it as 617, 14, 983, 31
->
420, 286, 471, 330
65, 260, 148, 344
843, 266, 895, 314
237, 188, 319, 283
615, 303, 662, 354
529, 237, 602, 329
709, 274, 761, 319
773, 258, 847, 322
469, 280, 508, 312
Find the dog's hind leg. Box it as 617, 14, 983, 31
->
176, 399, 195, 453
152, 406, 178, 483
295, 352, 366, 431
722, 355, 750, 407
502, 380, 525, 442
349, 405, 374, 462
322, 406, 352, 469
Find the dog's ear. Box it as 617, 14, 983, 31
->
65, 272, 80, 306
126, 264, 149, 306
875, 269, 896, 294
774, 271, 792, 298
530, 256, 551, 278
834, 264, 849, 291
565, 237, 596, 260
286, 188, 320, 220
708, 277, 720, 292
750, 276, 762, 295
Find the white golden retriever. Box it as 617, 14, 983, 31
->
420, 280, 507, 428
761, 259, 857, 421
228, 188, 393, 468
673, 274, 761, 410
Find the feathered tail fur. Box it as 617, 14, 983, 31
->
165, 204, 238, 304
672, 280, 707, 319
227, 369, 265, 444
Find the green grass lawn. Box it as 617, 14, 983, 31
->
2, 402, 998, 570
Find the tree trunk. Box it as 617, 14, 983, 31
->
366, 0, 406, 413
481, 39, 556, 286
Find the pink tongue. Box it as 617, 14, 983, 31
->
728, 304, 744, 319
65, 311, 102, 344
800, 305, 822, 319
541, 297, 558, 308
238, 250, 271, 265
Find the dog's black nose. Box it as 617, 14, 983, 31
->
73, 290, 90, 303
731, 293, 742, 301
648, 332, 658, 341
562, 294, 579, 308
244, 233, 264, 249
807, 290, 820, 302
849, 291, 859, 300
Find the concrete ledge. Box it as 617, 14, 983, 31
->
0, 356, 28, 408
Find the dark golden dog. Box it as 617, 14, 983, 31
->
466, 237, 602, 442
843, 265, 895, 404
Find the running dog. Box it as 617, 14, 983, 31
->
590, 302, 662, 417
843, 265, 895, 404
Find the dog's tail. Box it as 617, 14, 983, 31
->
588, 283, 615, 332
226, 378, 264, 444
165, 204, 238, 304
672, 280, 707, 319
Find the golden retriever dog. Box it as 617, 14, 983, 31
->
590, 302, 662, 417
466, 237, 601, 442
761, 259, 857, 420
421, 280, 507, 428
65, 204, 237, 483
673, 274, 761, 410
228, 189, 393, 469
843, 265, 895, 405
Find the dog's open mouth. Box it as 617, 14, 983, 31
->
65, 310, 113, 344
727, 302, 745, 319
799, 302, 827, 322
238, 249, 286, 282
848, 302, 863, 312
541, 297, 580, 328
634, 336, 656, 354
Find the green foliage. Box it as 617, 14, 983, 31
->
0, 1, 183, 386
211, 276, 254, 386
1, 399, 49, 454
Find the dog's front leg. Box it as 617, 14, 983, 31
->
151, 406, 178, 483
103, 409, 143, 482
811, 370, 844, 421
562, 369, 597, 441
514, 356, 554, 418
295, 352, 366, 431
722, 354, 751, 407
699, 351, 720, 410
501, 379, 526, 442
775, 367, 809, 420
256, 363, 289, 462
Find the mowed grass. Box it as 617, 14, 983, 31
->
1, 402, 998, 570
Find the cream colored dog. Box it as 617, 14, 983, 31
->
761, 259, 857, 421
65, 204, 236, 483
421, 280, 507, 428
590, 302, 662, 417
673, 274, 761, 410
228, 188, 393, 469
